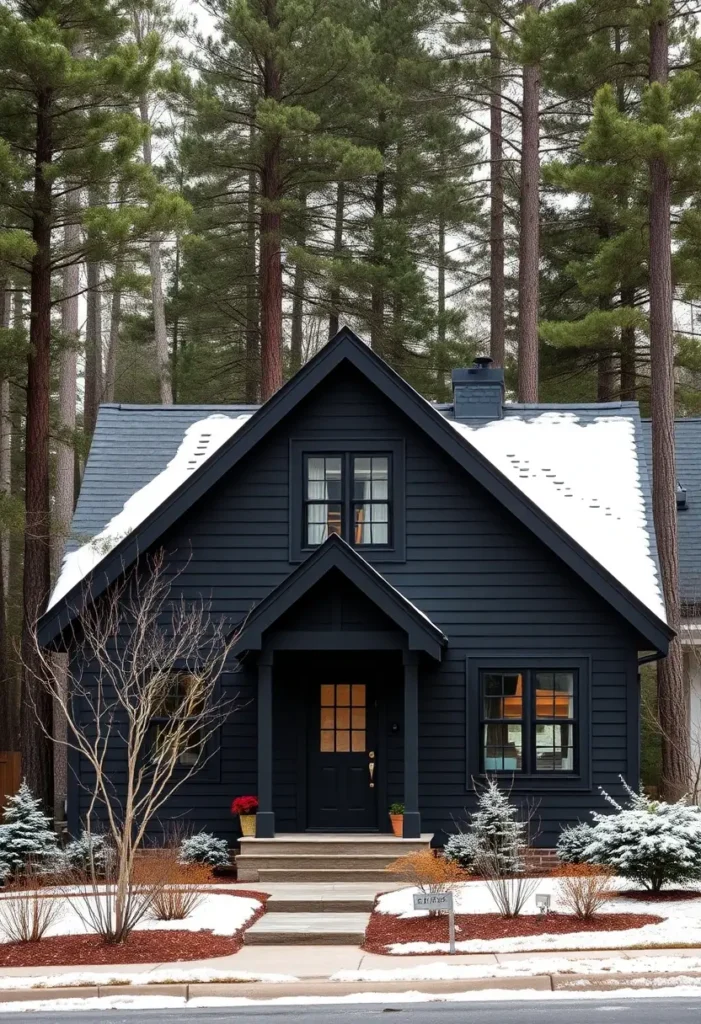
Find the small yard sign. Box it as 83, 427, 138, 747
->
412, 891, 456, 953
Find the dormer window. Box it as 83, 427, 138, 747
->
304, 453, 391, 547
291, 439, 405, 562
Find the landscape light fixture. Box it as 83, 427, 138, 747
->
535, 893, 551, 915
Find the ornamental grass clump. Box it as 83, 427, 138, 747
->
563, 780, 701, 892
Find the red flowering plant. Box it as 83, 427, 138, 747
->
231, 795, 259, 815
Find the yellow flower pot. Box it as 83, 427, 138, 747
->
239, 814, 256, 836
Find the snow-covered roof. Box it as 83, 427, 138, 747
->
48, 413, 252, 610
47, 393, 665, 628
447, 410, 666, 622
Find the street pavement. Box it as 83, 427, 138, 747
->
1, 998, 701, 1023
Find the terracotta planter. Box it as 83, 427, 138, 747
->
390, 814, 403, 837
239, 813, 256, 836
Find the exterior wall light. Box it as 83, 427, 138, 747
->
535, 893, 551, 914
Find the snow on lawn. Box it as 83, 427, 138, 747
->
332, 955, 701, 984
448, 412, 665, 621
48, 413, 252, 609
375, 879, 701, 954
0, 967, 297, 991
0, 891, 260, 943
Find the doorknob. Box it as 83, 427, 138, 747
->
369, 760, 375, 787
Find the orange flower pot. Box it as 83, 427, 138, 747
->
390, 814, 403, 837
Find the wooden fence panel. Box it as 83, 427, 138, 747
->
0, 753, 21, 812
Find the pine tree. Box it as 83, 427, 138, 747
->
444, 778, 527, 871
0, 780, 57, 876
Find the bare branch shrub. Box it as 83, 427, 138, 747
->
27, 550, 240, 943
475, 846, 540, 918
0, 864, 64, 943
554, 864, 615, 919
386, 850, 469, 895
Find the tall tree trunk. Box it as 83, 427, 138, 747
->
620, 285, 637, 400
104, 250, 124, 405
370, 166, 386, 356
171, 240, 180, 403
259, 1, 284, 402
84, 255, 102, 436
21, 87, 54, 811
245, 165, 259, 403
136, 65, 173, 404
329, 180, 345, 339
0, 282, 11, 752
289, 193, 307, 375
490, 26, 506, 368
517, 9, 540, 403
649, 9, 687, 799
436, 206, 448, 395
52, 200, 79, 825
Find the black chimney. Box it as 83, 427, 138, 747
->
451, 357, 505, 421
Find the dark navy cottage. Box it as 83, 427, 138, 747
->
39, 329, 672, 867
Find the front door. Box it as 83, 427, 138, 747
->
307, 680, 378, 830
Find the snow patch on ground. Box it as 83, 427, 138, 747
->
332, 955, 701, 983
448, 413, 665, 621
375, 879, 701, 954
0, 967, 296, 991
5, 988, 701, 1011
48, 413, 252, 609
0, 891, 260, 944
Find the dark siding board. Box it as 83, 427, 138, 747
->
72, 365, 642, 846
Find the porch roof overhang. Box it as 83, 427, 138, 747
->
232, 535, 447, 661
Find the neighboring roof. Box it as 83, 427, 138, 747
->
642, 418, 701, 607
232, 534, 447, 661
39, 328, 672, 654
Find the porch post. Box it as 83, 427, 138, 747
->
256, 651, 275, 838
403, 650, 421, 839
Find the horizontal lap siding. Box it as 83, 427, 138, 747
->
74, 366, 640, 846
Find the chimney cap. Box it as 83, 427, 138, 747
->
473, 356, 493, 369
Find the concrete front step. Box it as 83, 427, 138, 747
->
244, 911, 370, 945
267, 896, 376, 912
258, 868, 397, 882
239, 836, 427, 857
236, 833, 430, 882
237, 853, 407, 872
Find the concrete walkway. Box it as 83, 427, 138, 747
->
2, 945, 701, 981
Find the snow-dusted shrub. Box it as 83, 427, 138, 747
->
61, 832, 113, 874
179, 832, 229, 867
0, 781, 58, 878
576, 781, 701, 892
444, 779, 528, 875
554, 864, 615, 919
557, 822, 597, 864
443, 831, 477, 870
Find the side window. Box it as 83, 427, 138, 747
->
305, 456, 342, 546
479, 668, 577, 774
353, 456, 390, 546
152, 673, 206, 768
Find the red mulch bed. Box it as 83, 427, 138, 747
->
363, 910, 663, 955
620, 889, 701, 902
0, 889, 268, 968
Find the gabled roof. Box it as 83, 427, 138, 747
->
641, 418, 701, 608
232, 534, 447, 660
39, 328, 672, 654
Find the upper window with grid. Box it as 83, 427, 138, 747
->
304, 453, 391, 548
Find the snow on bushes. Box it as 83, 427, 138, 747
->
443, 778, 527, 873
60, 833, 113, 874
557, 822, 596, 864
179, 832, 229, 867
0, 782, 58, 878
558, 780, 701, 892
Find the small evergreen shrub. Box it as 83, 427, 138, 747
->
568, 780, 701, 892
443, 831, 477, 869
179, 832, 229, 867
61, 832, 112, 874
557, 822, 597, 864
444, 779, 527, 874
0, 781, 58, 878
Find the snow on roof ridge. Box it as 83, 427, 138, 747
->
48, 413, 252, 611
448, 411, 666, 623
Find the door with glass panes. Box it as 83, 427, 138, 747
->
307, 679, 378, 830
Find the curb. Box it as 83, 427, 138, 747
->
0, 970, 700, 1003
